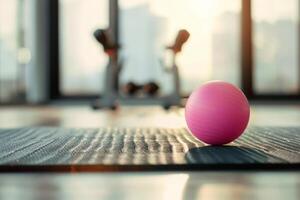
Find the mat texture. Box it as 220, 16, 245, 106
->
0, 127, 299, 170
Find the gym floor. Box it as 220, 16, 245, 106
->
0, 102, 300, 128
0, 103, 299, 200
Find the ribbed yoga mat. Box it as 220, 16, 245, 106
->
0, 127, 299, 172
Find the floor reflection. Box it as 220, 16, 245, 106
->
181, 172, 300, 200
0, 172, 298, 200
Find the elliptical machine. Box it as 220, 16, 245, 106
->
92, 29, 190, 110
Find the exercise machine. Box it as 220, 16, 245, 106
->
92, 29, 190, 110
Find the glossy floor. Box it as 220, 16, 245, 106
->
0, 103, 300, 128
0, 172, 299, 200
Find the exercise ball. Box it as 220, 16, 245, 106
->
185, 81, 250, 145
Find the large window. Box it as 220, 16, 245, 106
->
119, 0, 241, 94
59, 0, 109, 95
0, 0, 25, 103
2, 0, 300, 103
17, 0, 300, 100
253, 0, 299, 94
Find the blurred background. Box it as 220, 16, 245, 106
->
0, 0, 299, 104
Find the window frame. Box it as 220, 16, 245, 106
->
241, 0, 300, 100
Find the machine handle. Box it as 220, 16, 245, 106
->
94, 29, 119, 56
167, 29, 190, 54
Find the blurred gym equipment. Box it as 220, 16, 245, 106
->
143, 82, 160, 96
92, 29, 190, 110
122, 81, 160, 97
92, 28, 120, 110
122, 82, 142, 96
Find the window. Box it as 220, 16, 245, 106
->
253, 0, 299, 94
119, 0, 241, 95
55, 0, 300, 99
0, 0, 25, 102
59, 0, 109, 95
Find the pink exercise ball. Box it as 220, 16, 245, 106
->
185, 81, 250, 145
